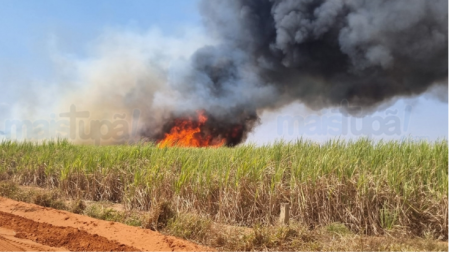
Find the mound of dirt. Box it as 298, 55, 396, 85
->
0, 211, 137, 251
0, 226, 68, 252
0, 197, 212, 252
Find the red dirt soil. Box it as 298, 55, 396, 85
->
0, 197, 212, 252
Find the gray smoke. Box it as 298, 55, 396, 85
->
49, 0, 448, 145
140, 0, 449, 144
189, 0, 447, 112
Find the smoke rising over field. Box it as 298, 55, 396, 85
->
193, 0, 447, 109
3, 0, 448, 145
151, 0, 448, 145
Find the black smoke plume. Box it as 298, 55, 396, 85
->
145, 0, 447, 145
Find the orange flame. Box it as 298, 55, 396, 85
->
158, 111, 226, 148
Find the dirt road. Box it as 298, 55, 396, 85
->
0, 197, 211, 252
0, 227, 67, 252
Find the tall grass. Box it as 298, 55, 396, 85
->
0, 138, 447, 238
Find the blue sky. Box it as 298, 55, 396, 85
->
0, 0, 201, 77
0, 0, 447, 143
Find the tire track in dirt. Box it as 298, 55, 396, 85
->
0, 234, 25, 252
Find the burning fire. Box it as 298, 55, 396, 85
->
157, 111, 227, 148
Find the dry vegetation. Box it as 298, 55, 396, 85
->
0, 138, 448, 251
